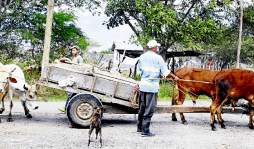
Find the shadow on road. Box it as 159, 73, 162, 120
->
0, 112, 251, 130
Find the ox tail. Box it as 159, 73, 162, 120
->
218, 79, 229, 101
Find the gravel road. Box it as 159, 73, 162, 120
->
0, 101, 254, 149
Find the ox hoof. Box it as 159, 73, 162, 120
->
249, 124, 254, 129
172, 115, 177, 121
211, 124, 216, 131
182, 120, 188, 125
7, 117, 13, 122
26, 114, 32, 119
0, 108, 4, 114
172, 113, 177, 121
172, 117, 177, 121
221, 123, 226, 129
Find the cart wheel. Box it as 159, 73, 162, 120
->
66, 93, 102, 128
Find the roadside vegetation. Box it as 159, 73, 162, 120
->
1, 0, 253, 101
159, 81, 209, 101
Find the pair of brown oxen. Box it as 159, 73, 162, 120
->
169, 67, 254, 131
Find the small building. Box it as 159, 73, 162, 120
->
111, 42, 204, 73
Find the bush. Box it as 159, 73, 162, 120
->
159, 81, 210, 101
159, 81, 175, 100
37, 86, 67, 101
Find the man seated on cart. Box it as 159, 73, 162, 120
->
59, 46, 84, 65
58, 46, 84, 112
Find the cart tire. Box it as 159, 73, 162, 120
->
66, 93, 102, 128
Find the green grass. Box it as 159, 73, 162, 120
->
158, 81, 210, 101
37, 86, 67, 102
158, 81, 177, 101
39, 95, 67, 102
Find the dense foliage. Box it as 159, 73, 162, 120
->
0, 0, 98, 64
104, 0, 254, 65
1, 0, 254, 66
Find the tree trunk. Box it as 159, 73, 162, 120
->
159, 46, 168, 61
236, 0, 243, 68
31, 44, 35, 60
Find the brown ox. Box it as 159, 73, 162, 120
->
170, 67, 219, 124
210, 69, 254, 131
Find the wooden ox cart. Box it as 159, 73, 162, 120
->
37, 63, 244, 127
38, 63, 141, 127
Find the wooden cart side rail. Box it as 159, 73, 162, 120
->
45, 76, 133, 102
48, 64, 138, 85
37, 81, 137, 108
50, 64, 137, 85
92, 71, 137, 85
47, 65, 137, 100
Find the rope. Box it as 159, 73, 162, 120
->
157, 72, 213, 101
148, 77, 210, 98
164, 77, 213, 84
149, 77, 213, 84
168, 78, 199, 99
0, 67, 26, 81
176, 79, 213, 84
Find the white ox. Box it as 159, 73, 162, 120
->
0, 64, 38, 122
0, 64, 18, 122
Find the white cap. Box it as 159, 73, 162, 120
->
147, 40, 161, 48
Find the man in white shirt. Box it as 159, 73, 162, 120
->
136, 40, 170, 137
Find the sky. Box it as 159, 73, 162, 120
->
75, 9, 134, 52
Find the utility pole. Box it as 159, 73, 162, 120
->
236, 0, 243, 68
40, 0, 54, 80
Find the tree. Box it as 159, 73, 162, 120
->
236, 0, 243, 68
213, 3, 254, 67
243, 5, 254, 36
20, 11, 89, 63
104, 0, 233, 59
0, 0, 95, 63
